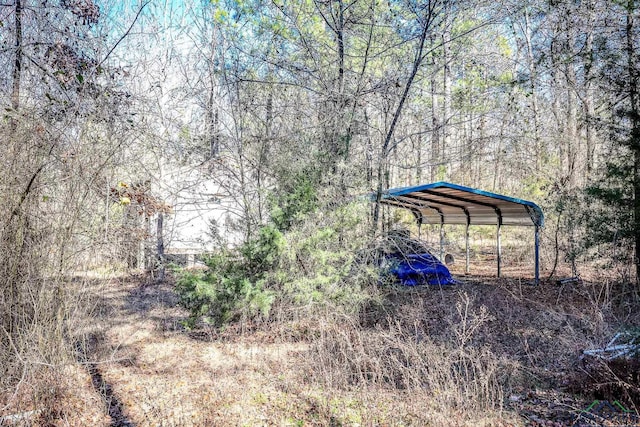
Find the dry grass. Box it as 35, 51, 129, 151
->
60, 275, 523, 426
4, 263, 638, 426
0, 362, 109, 426
308, 311, 512, 425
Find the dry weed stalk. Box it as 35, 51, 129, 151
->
309, 292, 509, 419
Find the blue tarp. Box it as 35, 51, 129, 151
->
386, 252, 455, 286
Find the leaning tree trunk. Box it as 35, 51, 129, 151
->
373, 5, 433, 231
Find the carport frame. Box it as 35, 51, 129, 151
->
373, 182, 544, 283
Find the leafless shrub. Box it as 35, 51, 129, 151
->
0, 159, 69, 418
0, 116, 121, 421
308, 295, 511, 418
568, 354, 640, 410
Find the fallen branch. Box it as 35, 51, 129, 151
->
583, 332, 640, 361
0, 409, 42, 425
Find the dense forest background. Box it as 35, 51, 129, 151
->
2, 0, 640, 423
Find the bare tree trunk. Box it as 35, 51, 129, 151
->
442, 13, 451, 178
583, 0, 596, 175
430, 35, 441, 182
365, 110, 373, 188
584, 83, 596, 175
156, 213, 165, 282
549, 7, 564, 179
562, 6, 579, 187
336, 0, 345, 100
319, 0, 348, 162
523, 9, 542, 172
415, 131, 422, 184
373, 4, 435, 231
256, 91, 273, 223
566, 77, 578, 187
6, 0, 23, 335
626, 0, 640, 284
206, 23, 219, 159
208, 98, 219, 159
464, 65, 473, 185
475, 90, 486, 185
11, 0, 22, 114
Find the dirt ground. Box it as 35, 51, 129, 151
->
21, 264, 640, 426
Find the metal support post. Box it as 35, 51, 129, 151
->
439, 217, 444, 261
534, 225, 540, 284
465, 218, 470, 275
497, 215, 502, 278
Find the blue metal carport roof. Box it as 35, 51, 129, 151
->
376, 181, 544, 227
373, 182, 544, 283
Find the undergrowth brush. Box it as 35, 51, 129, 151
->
307, 292, 512, 422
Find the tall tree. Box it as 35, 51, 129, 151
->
581, 0, 640, 283
373, 0, 447, 230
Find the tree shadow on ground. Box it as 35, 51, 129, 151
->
74, 333, 136, 427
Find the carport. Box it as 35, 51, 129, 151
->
373, 181, 544, 283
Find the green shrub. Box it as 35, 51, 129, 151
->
241, 224, 285, 275
277, 202, 378, 313
175, 230, 280, 328
175, 199, 377, 329
269, 171, 318, 232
